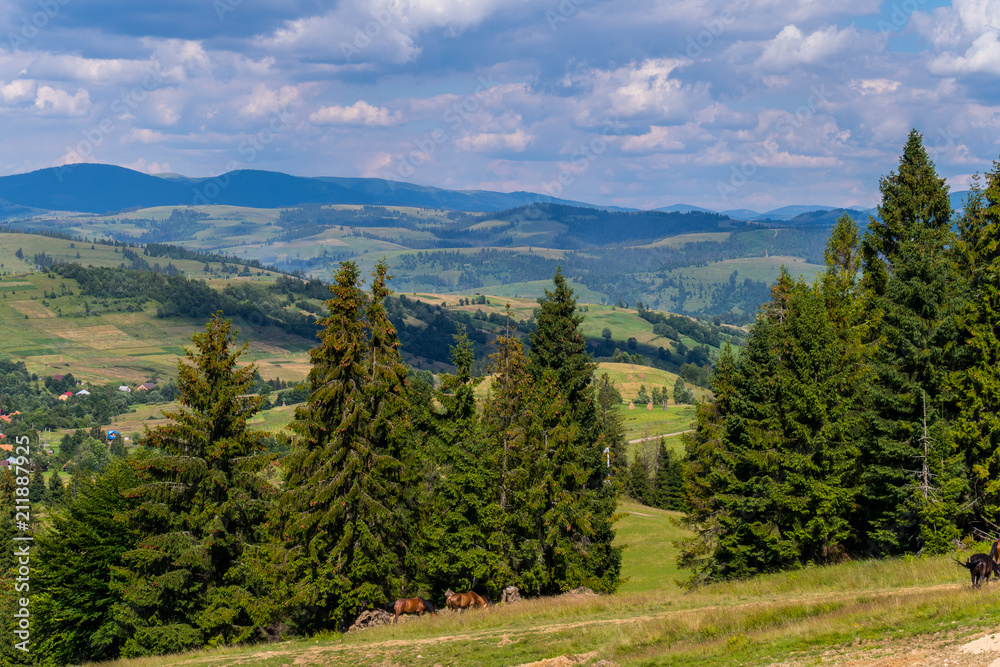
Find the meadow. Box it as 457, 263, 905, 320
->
77, 504, 1000, 667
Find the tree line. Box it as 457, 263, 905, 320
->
679, 131, 1000, 582
0, 263, 623, 664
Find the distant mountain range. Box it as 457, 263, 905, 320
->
0, 163, 972, 222
0, 164, 627, 215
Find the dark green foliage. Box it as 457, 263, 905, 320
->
654, 442, 685, 511
34, 461, 141, 664
29, 466, 45, 504
46, 470, 65, 507
950, 160, 1000, 526
279, 259, 407, 632
112, 314, 275, 656
627, 454, 651, 504
858, 130, 964, 555
673, 378, 695, 404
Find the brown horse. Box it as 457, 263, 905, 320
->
445, 590, 490, 611
389, 597, 437, 624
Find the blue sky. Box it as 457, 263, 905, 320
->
0, 0, 995, 211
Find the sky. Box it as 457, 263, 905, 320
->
0, 0, 996, 212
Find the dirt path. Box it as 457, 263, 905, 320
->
627, 429, 695, 444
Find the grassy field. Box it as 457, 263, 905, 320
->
78, 526, 1000, 666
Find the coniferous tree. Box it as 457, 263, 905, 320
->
627, 453, 650, 504
279, 259, 406, 632
29, 466, 45, 504
422, 329, 505, 597
34, 461, 141, 664
528, 268, 621, 593
112, 314, 275, 656
653, 441, 685, 511
46, 470, 65, 507
481, 317, 532, 589
858, 129, 964, 555
950, 158, 1000, 526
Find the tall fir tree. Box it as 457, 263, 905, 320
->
34, 460, 141, 664
528, 268, 621, 593
950, 158, 1000, 527
858, 129, 964, 555
111, 314, 275, 656
422, 329, 505, 597
279, 259, 407, 632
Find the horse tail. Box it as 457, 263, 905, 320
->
955, 557, 972, 570
384, 600, 396, 612
421, 597, 437, 613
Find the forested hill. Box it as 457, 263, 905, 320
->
0, 163, 623, 213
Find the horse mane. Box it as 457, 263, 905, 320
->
420, 597, 437, 612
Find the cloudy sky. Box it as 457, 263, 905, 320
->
0, 0, 996, 211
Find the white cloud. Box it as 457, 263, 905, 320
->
34, 86, 91, 116
850, 78, 901, 95
565, 58, 705, 123
240, 84, 300, 118
0, 79, 35, 104
310, 100, 404, 126
621, 126, 686, 152
455, 128, 533, 152
929, 31, 1000, 76
756, 24, 860, 70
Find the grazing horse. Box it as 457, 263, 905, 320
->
388, 597, 437, 624
445, 590, 490, 611
955, 555, 1000, 588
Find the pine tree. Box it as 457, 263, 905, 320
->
653, 441, 685, 511
34, 461, 141, 664
528, 268, 621, 593
950, 158, 1000, 527
481, 315, 532, 588
46, 470, 65, 507
422, 328, 505, 597
858, 130, 963, 555
29, 466, 45, 504
627, 453, 650, 504
279, 259, 406, 632
112, 314, 275, 656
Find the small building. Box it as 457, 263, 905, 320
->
0, 443, 12, 452
52, 374, 64, 381
118, 385, 131, 392
59, 391, 73, 401
137, 382, 157, 391
76, 389, 91, 396
0, 415, 10, 423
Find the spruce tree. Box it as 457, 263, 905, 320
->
422, 329, 504, 597
29, 466, 45, 504
858, 130, 963, 555
528, 268, 620, 593
46, 470, 65, 507
279, 259, 406, 632
112, 314, 275, 656
653, 441, 685, 511
34, 461, 141, 664
950, 158, 1000, 526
